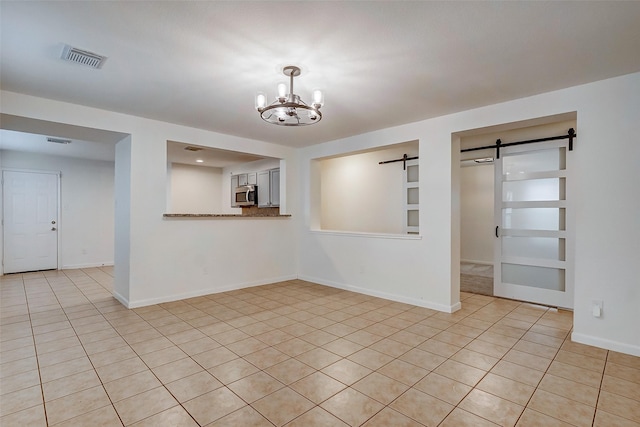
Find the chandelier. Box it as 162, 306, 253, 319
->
255, 66, 324, 126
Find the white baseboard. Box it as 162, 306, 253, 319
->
125, 274, 297, 309
298, 274, 461, 313
114, 273, 463, 314
113, 290, 129, 308
61, 262, 114, 270
571, 332, 640, 357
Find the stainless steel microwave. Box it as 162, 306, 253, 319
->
233, 185, 257, 206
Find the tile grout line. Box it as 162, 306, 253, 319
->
591, 350, 609, 427
509, 322, 572, 427
22, 273, 51, 427
34, 270, 123, 426
59, 268, 128, 427
3, 273, 636, 427
441, 297, 550, 426
75, 279, 188, 426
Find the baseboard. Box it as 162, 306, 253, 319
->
298, 274, 461, 313
61, 262, 114, 270
0, 262, 114, 276
571, 332, 640, 357
125, 274, 297, 309
113, 290, 130, 308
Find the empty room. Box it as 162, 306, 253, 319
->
1, 2, 639, 426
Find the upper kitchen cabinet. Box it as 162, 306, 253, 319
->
258, 168, 280, 208
234, 172, 257, 186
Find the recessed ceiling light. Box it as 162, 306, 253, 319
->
196, 159, 204, 163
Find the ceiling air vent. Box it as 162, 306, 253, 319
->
47, 137, 72, 145
184, 146, 203, 152
60, 45, 107, 69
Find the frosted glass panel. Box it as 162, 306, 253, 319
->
503, 148, 566, 175
407, 187, 419, 204
502, 208, 565, 230
502, 237, 565, 260
407, 165, 419, 183
407, 210, 419, 227
503, 178, 565, 202
502, 264, 565, 291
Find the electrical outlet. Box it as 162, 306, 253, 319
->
592, 300, 603, 318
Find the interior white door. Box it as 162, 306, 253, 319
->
3, 170, 59, 274
494, 140, 573, 308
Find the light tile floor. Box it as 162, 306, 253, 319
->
1, 268, 639, 426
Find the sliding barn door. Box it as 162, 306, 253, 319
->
494, 140, 573, 308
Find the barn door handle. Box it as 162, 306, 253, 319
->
495, 226, 499, 238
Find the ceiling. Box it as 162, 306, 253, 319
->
1, 1, 639, 149
0, 114, 127, 162
167, 141, 268, 168
0, 129, 116, 162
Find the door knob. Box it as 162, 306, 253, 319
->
51, 220, 56, 224
51, 227, 57, 231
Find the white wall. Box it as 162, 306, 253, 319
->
319, 144, 418, 234
298, 73, 640, 356
168, 163, 223, 213
114, 136, 131, 301
300, 122, 460, 313
0, 150, 114, 270
0, 90, 298, 308
460, 164, 494, 264
2, 72, 639, 356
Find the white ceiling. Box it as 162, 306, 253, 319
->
0, 114, 127, 162
0, 129, 116, 162
167, 141, 269, 168
1, 1, 639, 149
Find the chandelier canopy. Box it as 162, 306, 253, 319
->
255, 66, 324, 126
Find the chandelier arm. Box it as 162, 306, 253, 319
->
289, 71, 294, 100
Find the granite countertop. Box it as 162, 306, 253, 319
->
164, 206, 289, 218
163, 213, 291, 218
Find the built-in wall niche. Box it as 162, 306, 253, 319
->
313, 140, 419, 235
165, 141, 281, 214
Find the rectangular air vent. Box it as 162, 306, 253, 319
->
184, 146, 203, 152
47, 137, 72, 145
61, 45, 107, 69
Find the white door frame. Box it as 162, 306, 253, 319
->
1, 168, 62, 275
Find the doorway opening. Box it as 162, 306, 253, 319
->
456, 114, 576, 308
0, 116, 126, 276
